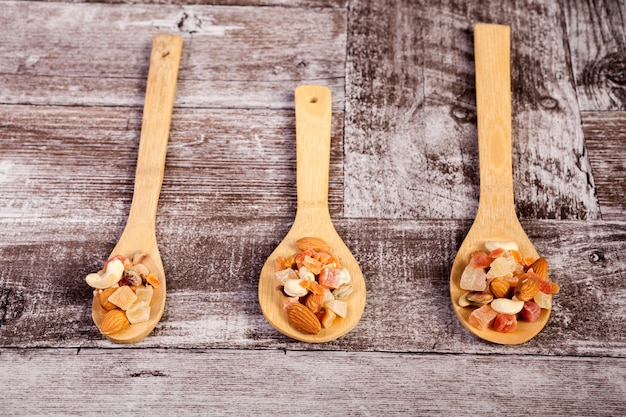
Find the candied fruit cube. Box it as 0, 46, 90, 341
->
493, 313, 517, 332
126, 301, 150, 324
319, 268, 349, 289
107, 286, 137, 311
486, 257, 514, 279
468, 304, 497, 330
135, 285, 153, 305
520, 300, 541, 322
533, 291, 552, 309
460, 265, 488, 291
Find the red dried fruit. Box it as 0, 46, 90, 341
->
520, 300, 542, 322
493, 313, 517, 333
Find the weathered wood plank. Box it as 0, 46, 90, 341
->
28, 0, 346, 6
0, 1, 346, 109
562, 0, 626, 111
0, 105, 344, 220
1, 217, 624, 357
345, 0, 599, 220
583, 111, 626, 221
0, 348, 624, 416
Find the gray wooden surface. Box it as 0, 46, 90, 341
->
1, 0, 625, 415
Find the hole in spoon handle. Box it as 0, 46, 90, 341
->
128, 35, 183, 226
474, 24, 515, 212
294, 85, 332, 214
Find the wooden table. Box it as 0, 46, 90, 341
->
1, 0, 625, 415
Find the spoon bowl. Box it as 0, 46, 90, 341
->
450, 24, 550, 344
258, 85, 366, 342
91, 34, 182, 344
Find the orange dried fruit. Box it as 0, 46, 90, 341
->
145, 273, 160, 289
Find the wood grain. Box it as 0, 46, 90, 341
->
345, 0, 599, 220
0, 348, 624, 416
0, 104, 345, 220
1, 0, 626, 414
563, 0, 626, 111
1, 217, 624, 356
0, 1, 346, 109
583, 111, 626, 220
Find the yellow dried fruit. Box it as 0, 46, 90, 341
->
107, 286, 137, 311
296, 237, 330, 252
489, 278, 511, 298
99, 309, 130, 335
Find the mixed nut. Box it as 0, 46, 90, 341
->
458, 241, 559, 333
86, 251, 159, 335
274, 237, 353, 335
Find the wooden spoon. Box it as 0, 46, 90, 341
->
258, 85, 366, 342
449, 24, 550, 344
91, 34, 182, 344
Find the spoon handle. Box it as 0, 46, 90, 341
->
127, 35, 182, 230
294, 85, 332, 219
474, 24, 516, 218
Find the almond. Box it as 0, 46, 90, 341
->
287, 303, 322, 334
489, 277, 511, 298
296, 237, 330, 252
98, 288, 118, 311
305, 293, 324, 313
527, 257, 549, 281
515, 277, 541, 302
99, 309, 130, 335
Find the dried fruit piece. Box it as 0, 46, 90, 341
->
145, 273, 160, 289
493, 313, 517, 333
514, 277, 541, 301
98, 288, 118, 311
325, 299, 347, 318
99, 309, 130, 334
107, 286, 137, 311
489, 277, 511, 298
321, 308, 336, 328
520, 300, 541, 322
135, 285, 154, 304
287, 303, 321, 334
126, 301, 150, 324
486, 257, 514, 279
319, 267, 350, 289
468, 304, 497, 330
533, 291, 552, 309
460, 265, 488, 291
296, 237, 330, 252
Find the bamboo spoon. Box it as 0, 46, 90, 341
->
91, 34, 182, 344
449, 24, 550, 344
258, 85, 366, 342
